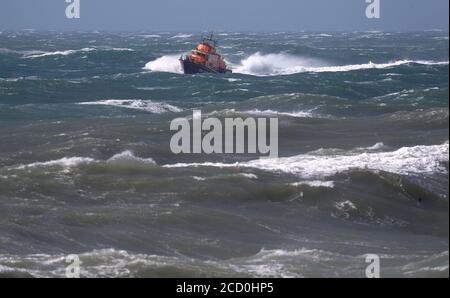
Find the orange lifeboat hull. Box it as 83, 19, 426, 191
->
180, 38, 231, 74
180, 57, 232, 74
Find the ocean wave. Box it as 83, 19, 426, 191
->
77, 99, 182, 113
7, 143, 449, 180
0, 247, 346, 278
307, 142, 389, 156
15, 157, 95, 172
387, 108, 449, 122
23, 47, 134, 58
144, 55, 183, 74
0, 48, 48, 56
24, 48, 97, 58
170, 34, 193, 39
1, 247, 446, 278
0, 248, 305, 278
232, 52, 326, 76
306, 60, 449, 73
233, 52, 449, 76
335, 200, 357, 212
290, 181, 335, 188
242, 109, 325, 119
142, 53, 448, 76
238, 173, 258, 180
164, 143, 449, 178
357, 142, 388, 151
10, 151, 155, 172
402, 251, 450, 277
108, 150, 156, 165
0, 76, 41, 82
140, 34, 161, 38
106, 47, 135, 52
207, 108, 330, 119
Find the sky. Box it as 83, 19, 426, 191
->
0, 0, 448, 32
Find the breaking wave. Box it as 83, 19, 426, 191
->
23, 47, 134, 58
207, 108, 331, 119
6, 143, 449, 181
233, 53, 326, 76
164, 143, 449, 178
290, 181, 335, 188
108, 150, 156, 165
24, 48, 96, 58
233, 53, 449, 76
77, 99, 182, 113
170, 34, 194, 39
144, 55, 183, 74
142, 52, 448, 76
15, 157, 95, 172
1, 247, 446, 278
242, 109, 326, 119
9, 151, 155, 172
0, 247, 339, 278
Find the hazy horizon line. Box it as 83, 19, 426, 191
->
1, 29, 449, 34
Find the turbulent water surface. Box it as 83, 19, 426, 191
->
0, 31, 449, 277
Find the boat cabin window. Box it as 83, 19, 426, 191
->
194, 51, 206, 57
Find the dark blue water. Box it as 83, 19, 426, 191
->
0, 31, 448, 277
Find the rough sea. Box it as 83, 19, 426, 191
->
0, 30, 448, 277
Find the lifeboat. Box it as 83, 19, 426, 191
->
180, 34, 232, 74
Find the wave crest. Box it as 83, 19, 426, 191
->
233, 53, 449, 76
77, 99, 182, 113
233, 52, 326, 76
144, 55, 183, 74
23, 47, 134, 59
164, 143, 449, 178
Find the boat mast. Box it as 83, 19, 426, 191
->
202, 32, 217, 47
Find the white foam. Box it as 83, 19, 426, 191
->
77, 99, 182, 113
108, 47, 135, 52
291, 181, 335, 188
15, 157, 94, 171
335, 200, 357, 211
1, 247, 445, 278
239, 173, 258, 180
316, 33, 333, 37
140, 34, 161, 38
358, 142, 388, 151
108, 150, 156, 165
306, 60, 449, 73
144, 55, 183, 74
10, 151, 156, 173
164, 143, 449, 178
135, 86, 174, 91
242, 109, 321, 118
254, 248, 322, 260
23, 47, 133, 58
0, 48, 47, 56
24, 48, 96, 58
233, 52, 326, 76
233, 52, 449, 76
170, 34, 193, 39
208, 108, 328, 119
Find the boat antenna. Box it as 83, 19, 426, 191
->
202, 32, 217, 47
